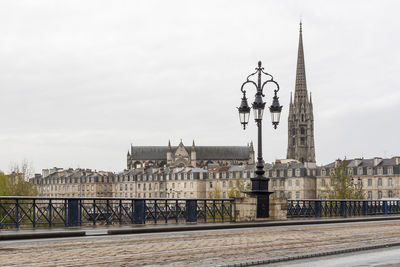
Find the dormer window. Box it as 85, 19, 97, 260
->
358, 167, 363, 175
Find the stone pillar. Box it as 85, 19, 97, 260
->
268, 195, 287, 220
233, 197, 257, 222
233, 195, 287, 222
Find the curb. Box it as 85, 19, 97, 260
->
0, 231, 86, 241
217, 242, 400, 267
108, 216, 400, 235
2, 216, 400, 241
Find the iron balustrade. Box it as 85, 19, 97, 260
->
0, 197, 234, 229
287, 199, 400, 218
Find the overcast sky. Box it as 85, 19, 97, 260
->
0, 1, 399, 174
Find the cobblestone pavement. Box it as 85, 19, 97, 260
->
1, 221, 400, 266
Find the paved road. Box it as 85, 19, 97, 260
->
1, 220, 400, 266
269, 246, 400, 267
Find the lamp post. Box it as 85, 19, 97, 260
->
237, 61, 282, 218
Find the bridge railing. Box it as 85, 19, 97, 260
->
287, 199, 400, 218
0, 197, 234, 229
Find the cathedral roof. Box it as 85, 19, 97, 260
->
129, 145, 251, 160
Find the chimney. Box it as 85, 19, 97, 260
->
373, 157, 382, 166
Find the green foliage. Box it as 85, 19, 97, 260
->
0, 172, 12, 196
321, 161, 365, 200
208, 185, 222, 198
228, 178, 245, 198
0, 172, 37, 197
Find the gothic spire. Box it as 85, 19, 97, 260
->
294, 21, 308, 104
287, 22, 316, 163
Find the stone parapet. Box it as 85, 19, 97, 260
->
233, 195, 287, 222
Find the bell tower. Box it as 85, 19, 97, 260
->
287, 22, 316, 163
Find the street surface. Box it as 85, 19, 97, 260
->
1, 220, 400, 266
269, 246, 400, 267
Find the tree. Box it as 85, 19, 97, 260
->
228, 178, 247, 198
321, 161, 365, 200
0, 160, 38, 196
0, 172, 12, 196
208, 185, 222, 198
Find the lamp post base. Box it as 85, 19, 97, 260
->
242, 190, 274, 218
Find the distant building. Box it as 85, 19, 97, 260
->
31, 168, 114, 197
317, 157, 400, 200
127, 140, 255, 169
287, 22, 316, 163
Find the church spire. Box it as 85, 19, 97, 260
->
287, 22, 316, 163
294, 21, 308, 104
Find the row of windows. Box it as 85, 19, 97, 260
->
320, 178, 394, 187
321, 167, 395, 176
367, 190, 394, 199
271, 179, 302, 187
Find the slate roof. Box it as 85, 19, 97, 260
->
130, 146, 251, 160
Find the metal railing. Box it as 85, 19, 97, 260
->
287, 199, 400, 218
0, 197, 234, 229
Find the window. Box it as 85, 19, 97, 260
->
144, 183, 146, 190
209, 182, 213, 188
296, 180, 300, 186
190, 182, 193, 189
389, 191, 393, 198
378, 168, 383, 175
184, 182, 187, 188
300, 137, 305, 145
368, 179, 372, 187
288, 169, 293, 177
321, 169, 326, 176
296, 191, 300, 199
280, 180, 285, 187
301, 127, 305, 134
367, 168, 373, 175
295, 169, 301, 177
389, 178, 393, 187
378, 178, 382, 186
321, 179, 326, 187
288, 180, 292, 187
288, 192, 292, 199
279, 191, 284, 199
388, 168, 393, 175
223, 181, 226, 188
368, 191, 372, 199
272, 179, 277, 187
378, 191, 382, 199
125, 184, 128, 191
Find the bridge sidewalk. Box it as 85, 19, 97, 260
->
1, 215, 400, 241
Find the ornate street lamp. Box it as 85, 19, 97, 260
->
237, 61, 282, 218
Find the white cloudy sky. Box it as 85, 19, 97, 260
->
0, 1, 399, 174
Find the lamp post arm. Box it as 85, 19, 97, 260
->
240, 80, 258, 94
261, 79, 280, 96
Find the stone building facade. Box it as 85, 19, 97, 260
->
31, 157, 400, 201
287, 23, 316, 163
317, 157, 400, 200
127, 140, 255, 169
30, 168, 114, 197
